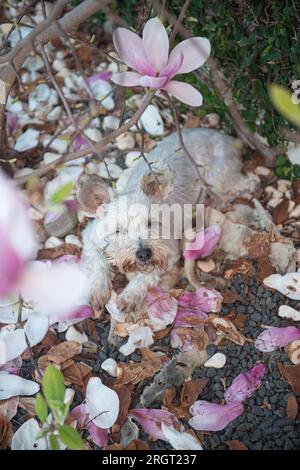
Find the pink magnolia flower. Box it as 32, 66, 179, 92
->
111, 17, 210, 106
224, 364, 266, 403
129, 408, 181, 440
183, 225, 222, 261
189, 400, 244, 432
70, 404, 108, 448
255, 326, 300, 352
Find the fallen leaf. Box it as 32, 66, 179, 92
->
279, 363, 300, 393
181, 379, 209, 407
86, 319, 100, 342
171, 326, 209, 352
37, 243, 80, 260
125, 439, 150, 450
222, 290, 247, 304
63, 361, 93, 388
208, 315, 246, 345
228, 312, 246, 332
255, 257, 275, 281
47, 340, 82, 364
272, 199, 290, 225
286, 395, 298, 419
226, 440, 248, 450
224, 259, 253, 280
248, 233, 270, 259
116, 349, 161, 385
0, 396, 19, 421
113, 384, 132, 427
18, 397, 36, 417
0, 415, 13, 449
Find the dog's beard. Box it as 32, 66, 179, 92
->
113, 240, 179, 274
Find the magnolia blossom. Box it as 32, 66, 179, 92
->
255, 326, 300, 352
111, 17, 210, 106
189, 400, 244, 432
224, 364, 266, 402
129, 408, 181, 440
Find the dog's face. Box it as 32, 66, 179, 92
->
97, 193, 180, 275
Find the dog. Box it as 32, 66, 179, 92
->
79, 128, 258, 315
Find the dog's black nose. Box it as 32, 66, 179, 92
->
135, 247, 152, 262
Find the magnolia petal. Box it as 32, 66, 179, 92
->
169, 37, 211, 74
263, 271, 300, 300
129, 408, 181, 440
20, 261, 89, 317
49, 304, 93, 326
184, 225, 222, 260
86, 377, 119, 429
161, 423, 203, 450
189, 400, 244, 431
278, 305, 300, 321
179, 287, 223, 313
111, 71, 143, 87
163, 80, 203, 106
87, 422, 108, 448
147, 287, 178, 327
255, 326, 300, 352
224, 364, 266, 402
113, 27, 150, 73
139, 75, 168, 89
142, 17, 169, 73
11, 418, 47, 450
24, 312, 49, 347
0, 329, 27, 366
174, 309, 208, 328
119, 326, 154, 356
70, 403, 88, 428
0, 373, 39, 399
160, 51, 184, 81
0, 227, 24, 296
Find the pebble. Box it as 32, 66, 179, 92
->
204, 352, 226, 368
115, 132, 135, 150
255, 166, 273, 178
139, 104, 164, 136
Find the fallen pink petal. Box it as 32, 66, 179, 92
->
255, 327, 300, 352
147, 286, 178, 327
189, 400, 244, 431
129, 408, 181, 440
178, 287, 223, 313
224, 364, 266, 402
183, 225, 222, 260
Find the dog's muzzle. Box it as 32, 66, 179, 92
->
135, 246, 152, 263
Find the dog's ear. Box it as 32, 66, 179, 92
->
140, 167, 174, 200
76, 173, 112, 216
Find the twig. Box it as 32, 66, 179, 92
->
15, 91, 155, 184
169, 0, 191, 47
38, 41, 77, 129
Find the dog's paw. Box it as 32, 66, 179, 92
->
91, 284, 111, 314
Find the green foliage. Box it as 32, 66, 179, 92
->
275, 154, 300, 181
51, 182, 74, 205
35, 365, 84, 450
269, 84, 300, 128
58, 425, 84, 450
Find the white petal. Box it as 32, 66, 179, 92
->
161, 423, 203, 450
86, 377, 119, 429
24, 312, 49, 347
0, 329, 27, 366
65, 325, 88, 344
11, 418, 47, 450
0, 373, 39, 399
204, 353, 227, 369
263, 272, 300, 300
278, 305, 300, 321
101, 358, 117, 377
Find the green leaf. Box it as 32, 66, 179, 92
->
42, 365, 65, 404
49, 434, 60, 450
269, 84, 300, 128
293, 164, 300, 178
36, 393, 48, 424
58, 425, 84, 450
51, 182, 74, 204
276, 155, 288, 166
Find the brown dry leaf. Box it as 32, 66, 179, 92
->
86, 319, 100, 342
63, 361, 93, 387
226, 440, 248, 450
272, 199, 290, 225
0, 415, 13, 449
153, 327, 171, 341
175, 327, 210, 352
208, 315, 246, 345
113, 384, 132, 427
41, 330, 60, 349
0, 397, 19, 421
293, 180, 300, 205
181, 378, 209, 407
224, 259, 253, 279
125, 439, 150, 450
248, 233, 270, 259
255, 256, 275, 281
116, 349, 161, 385
163, 388, 188, 419
37, 243, 80, 261
222, 289, 247, 304
47, 341, 82, 364
286, 395, 298, 419
279, 363, 300, 393
18, 397, 36, 417
228, 312, 247, 332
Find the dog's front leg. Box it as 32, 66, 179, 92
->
81, 221, 112, 311
115, 272, 160, 314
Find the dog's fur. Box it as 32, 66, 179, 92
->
80, 128, 258, 314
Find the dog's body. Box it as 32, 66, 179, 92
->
80, 128, 257, 313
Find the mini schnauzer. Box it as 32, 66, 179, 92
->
78, 128, 258, 314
